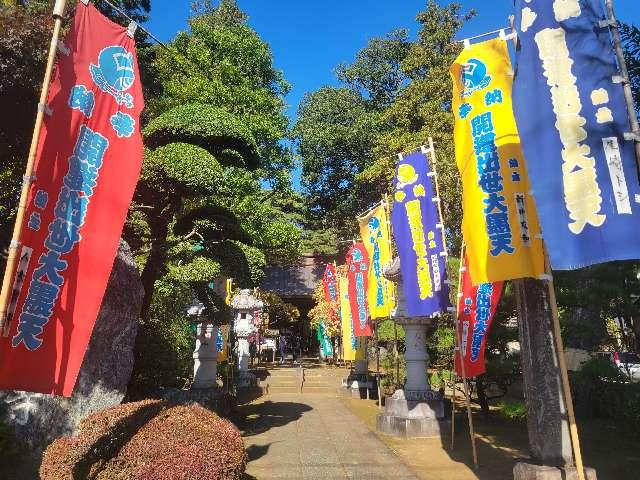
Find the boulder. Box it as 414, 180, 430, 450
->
0, 239, 143, 473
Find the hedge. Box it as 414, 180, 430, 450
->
41, 401, 246, 480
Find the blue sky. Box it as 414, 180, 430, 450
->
146, 1, 638, 188
146, 0, 638, 122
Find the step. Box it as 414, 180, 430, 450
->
266, 385, 301, 394
301, 386, 334, 394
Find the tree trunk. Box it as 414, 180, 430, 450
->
140, 209, 171, 320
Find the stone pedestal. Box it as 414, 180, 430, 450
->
341, 339, 373, 397
192, 322, 218, 389
237, 336, 256, 387
514, 279, 597, 478
377, 389, 447, 438
513, 462, 597, 480
376, 318, 446, 438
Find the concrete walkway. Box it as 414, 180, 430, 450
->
241, 392, 419, 479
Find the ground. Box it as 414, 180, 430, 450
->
234, 365, 640, 480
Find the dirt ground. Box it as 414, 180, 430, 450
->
341, 397, 640, 480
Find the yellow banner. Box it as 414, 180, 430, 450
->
339, 275, 363, 361
217, 324, 229, 362
358, 204, 395, 318
450, 38, 545, 284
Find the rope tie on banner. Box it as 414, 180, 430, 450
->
37, 103, 52, 116
56, 40, 70, 56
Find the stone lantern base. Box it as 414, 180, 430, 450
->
513, 462, 597, 480
377, 389, 448, 438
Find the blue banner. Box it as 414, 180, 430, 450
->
391, 151, 449, 316
513, 0, 640, 270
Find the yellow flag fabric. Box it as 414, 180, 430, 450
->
339, 275, 364, 361
358, 204, 395, 319
450, 38, 545, 284
217, 324, 229, 362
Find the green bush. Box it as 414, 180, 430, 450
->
380, 350, 406, 394
570, 357, 640, 437
430, 369, 453, 391
498, 401, 527, 422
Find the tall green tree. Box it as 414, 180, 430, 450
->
620, 22, 640, 117
293, 30, 411, 244
359, 1, 474, 252
130, 1, 301, 319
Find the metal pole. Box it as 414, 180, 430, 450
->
604, 0, 640, 171
544, 248, 586, 480
0, 0, 68, 336
424, 139, 478, 468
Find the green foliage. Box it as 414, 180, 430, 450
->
129, 280, 195, 399
380, 349, 406, 394
427, 322, 456, 371
555, 262, 640, 350
376, 318, 405, 342
143, 103, 259, 169
498, 401, 527, 422
429, 369, 452, 391
258, 291, 300, 330
570, 358, 640, 437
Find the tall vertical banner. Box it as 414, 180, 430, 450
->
455, 256, 503, 378
0, 3, 144, 396
450, 37, 545, 284
322, 264, 339, 323
317, 321, 333, 357
339, 275, 363, 361
217, 324, 229, 362
513, 0, 640, 270
358, 204, 395, 319
391, 152, 449, 317
346, 243, 372, 336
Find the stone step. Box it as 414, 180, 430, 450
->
301, 386, 334, 394
266, 385, 301, 394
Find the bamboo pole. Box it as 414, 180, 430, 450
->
543, 248, 586, 480
604, 0, 640, 171
0, 0, 68, 336
423, 139, 478, 468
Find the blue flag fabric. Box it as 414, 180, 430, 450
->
513, 0, 640, 270
391, 151, 449, 316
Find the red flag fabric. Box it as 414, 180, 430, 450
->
0, 2, 144, 396
321, 264, 339, 323
346, 243, 372, 337
455, 256, 503, 378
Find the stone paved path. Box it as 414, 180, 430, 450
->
241, 393, 419, 480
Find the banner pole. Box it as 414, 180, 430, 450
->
604, 0, 640, 171
543, 247, 586, 480
0, 0, 68, 336
424, 139, 478, 468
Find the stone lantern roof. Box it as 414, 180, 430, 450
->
230, 289, 264, 311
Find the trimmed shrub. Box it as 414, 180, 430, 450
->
570, 357, 640, 437
41, 401, 246, 480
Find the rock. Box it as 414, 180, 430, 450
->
0, 239, 143, 467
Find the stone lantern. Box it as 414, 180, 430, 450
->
230, 289, 263, 388
376, 258, 447, 438
186, 299, 218, 389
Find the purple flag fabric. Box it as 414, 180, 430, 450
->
391, 151, 450, 317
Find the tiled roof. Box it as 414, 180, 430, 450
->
261, 255, 327, 298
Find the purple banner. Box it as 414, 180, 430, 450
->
391, 151, 450, 317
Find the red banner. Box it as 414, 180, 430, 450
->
0, 3, 144, 396
321, 264, 339, 323
455, 256, 503, 378
346, 243, 372, 337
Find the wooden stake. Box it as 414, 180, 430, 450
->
424, 139, 478, 468
543, 248, 586, 480
0, 0, 68, 336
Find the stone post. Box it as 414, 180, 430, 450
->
376, 258, 446, 438
192, 321, 218, 389
513, 279, 597, 479
403, 323, 429, 392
